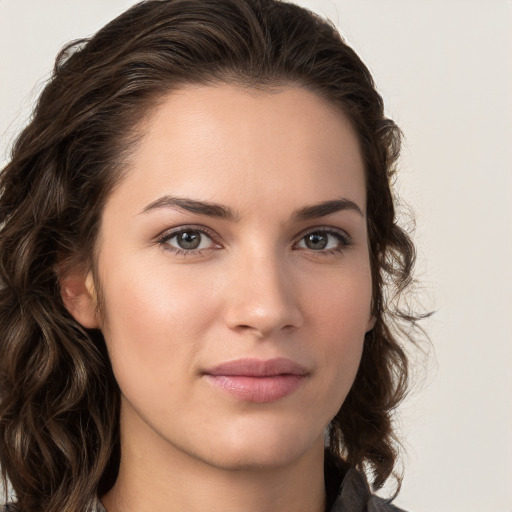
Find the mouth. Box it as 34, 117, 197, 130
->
202, 357, 309, 403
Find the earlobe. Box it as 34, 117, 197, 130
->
60, 269, 100, 329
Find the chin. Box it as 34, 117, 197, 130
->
192, 423, 324, 472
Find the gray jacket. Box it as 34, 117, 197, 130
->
324, 451, 405, 512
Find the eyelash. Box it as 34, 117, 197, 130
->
157, 225, 352, 257
295, 227, 353, 256
157, 225, 220, 257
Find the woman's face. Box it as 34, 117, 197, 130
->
87, 84, 373, 470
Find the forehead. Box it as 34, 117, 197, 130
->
114, 83, 366, 214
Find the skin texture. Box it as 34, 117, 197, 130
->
64, 84, 373, 512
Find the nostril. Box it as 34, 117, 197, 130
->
232, 322, 298, 338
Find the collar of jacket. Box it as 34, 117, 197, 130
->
325, 450, 406, 512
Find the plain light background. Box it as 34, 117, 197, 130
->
1, 1, 511, 511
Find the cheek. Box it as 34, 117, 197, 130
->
306, 265, 372, 397
97, 258, 221, 384
309, 259, 372, 336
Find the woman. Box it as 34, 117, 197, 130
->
0, 1, 423, 511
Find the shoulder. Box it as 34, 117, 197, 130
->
336, 468, 407, 512
325, 451, 408, 512
367, 495, 407, 512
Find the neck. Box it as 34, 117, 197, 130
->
101, 407, 327, 512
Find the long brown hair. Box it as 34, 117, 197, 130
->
0, 1, 424, 510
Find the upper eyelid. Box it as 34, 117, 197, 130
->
156, 224, 219, 242
155, 224, 352, 247
157, 226, 221, 256
294, 225, 351, 241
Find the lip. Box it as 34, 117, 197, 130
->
202, 358, 308, 403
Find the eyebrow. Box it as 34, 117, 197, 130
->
140, 195, 240, 221
140, 195, 363, 221
294, 198, 364, 220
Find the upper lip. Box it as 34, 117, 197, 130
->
203, 357, 309, 377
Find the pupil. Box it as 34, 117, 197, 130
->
178, 231, 201, 250
306, 232, 327, 250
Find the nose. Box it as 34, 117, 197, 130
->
223, 250, 304, 338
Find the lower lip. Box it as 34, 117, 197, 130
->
204, 374, 305, 403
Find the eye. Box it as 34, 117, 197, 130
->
295, 229, 351, 253
159, 227, 220, 254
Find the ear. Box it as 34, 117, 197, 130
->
60, 269, 100, 329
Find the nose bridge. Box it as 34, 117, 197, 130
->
223, 243, 303, 336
